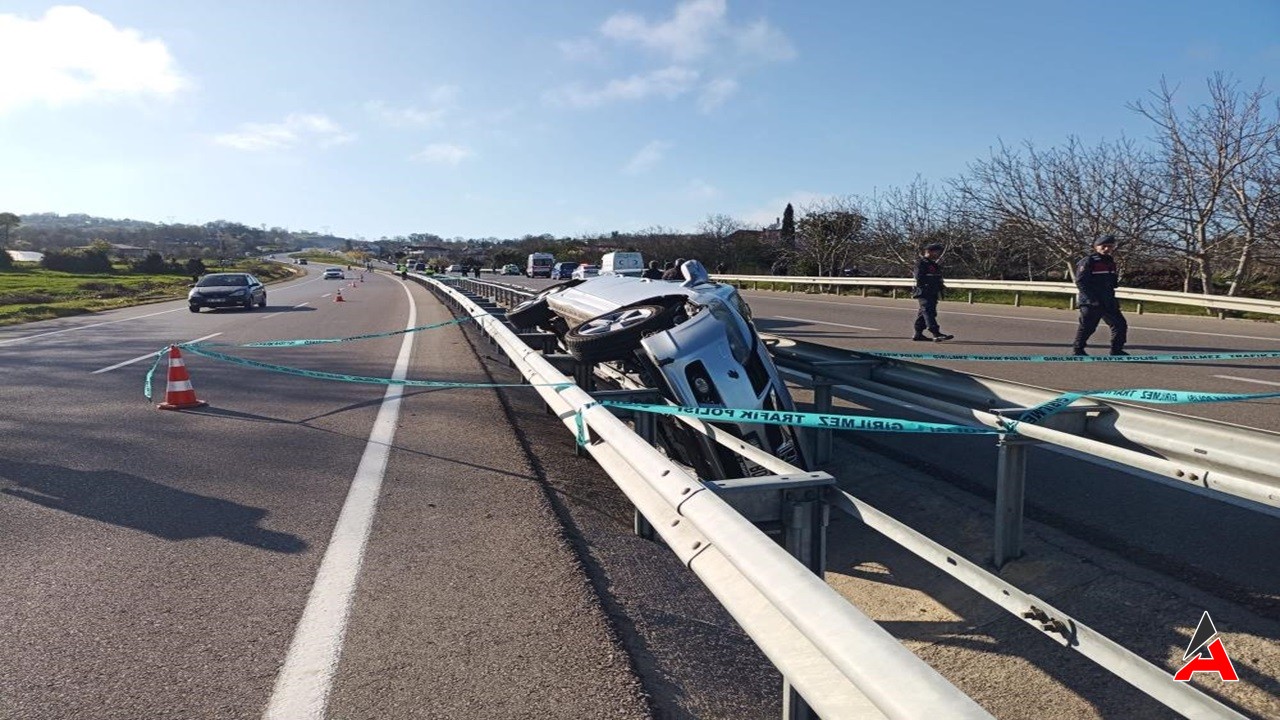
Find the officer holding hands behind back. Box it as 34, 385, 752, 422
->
1072, 234, 1128, 356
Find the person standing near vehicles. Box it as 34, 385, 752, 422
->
641, 260, 663, 280
661, 258, 686, 281
1072, 234, 1128, 356
911, 243, 954, 341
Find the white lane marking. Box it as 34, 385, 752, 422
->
755, 294, 1280, 342
1214, 375, 1280, 388
771, 315, 879, 332
91, 333, 222, 374
263, 281, 417, 720
0, 307, 185, 346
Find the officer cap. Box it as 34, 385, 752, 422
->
924, 243, 944, 252
1093, 234, 1117, 247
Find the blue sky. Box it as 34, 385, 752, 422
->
1, 1, 1277, 241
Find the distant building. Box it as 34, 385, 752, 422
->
6, 250, 44, 263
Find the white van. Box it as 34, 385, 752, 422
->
599, 251, 644, 277
526, 252, 555, 278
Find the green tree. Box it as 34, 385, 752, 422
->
0, 212, 20, 247
780, 203, 796, 249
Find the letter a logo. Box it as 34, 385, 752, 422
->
1173, 611, 1239, 682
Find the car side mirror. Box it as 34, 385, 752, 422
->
680, 259, 711, 287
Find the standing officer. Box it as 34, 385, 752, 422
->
911, 243, 954, 341
1072, 234, 1128, 356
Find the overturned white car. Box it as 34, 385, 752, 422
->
508, 261, 809, 479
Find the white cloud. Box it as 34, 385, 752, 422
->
623, 141, 671, 175
365, 100, 445, 128
0, 6, 188, 114
600, 0, 726, 63
546, 66, 699, 108
414, 143, 473, 165
697, 78, 738, 112
213, 113, 355, 151
554, 0, 793, 112
733, 18, 797, 63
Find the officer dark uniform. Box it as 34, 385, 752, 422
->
911, 243, 954, 341
1072, 234, 1128, 356
641, 260, 664, 280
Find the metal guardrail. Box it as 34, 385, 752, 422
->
429, 274, 1255, 718
422, 275, 993, 719
713, 274, 1280, 317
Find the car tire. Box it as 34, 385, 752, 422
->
189, 305, 200, 313
258, 294, 267, 308
564, 303, 679, 363
507, 280, 582, 329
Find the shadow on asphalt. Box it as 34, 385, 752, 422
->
0, 458, 307, 553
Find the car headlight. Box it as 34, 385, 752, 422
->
229, 289, 247, 297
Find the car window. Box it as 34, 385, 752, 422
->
198, 274, 246, 286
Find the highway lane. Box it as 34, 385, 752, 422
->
0, 267, 648, 720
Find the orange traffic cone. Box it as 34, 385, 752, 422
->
157, 345, 208, 410
334, 289, 345, 302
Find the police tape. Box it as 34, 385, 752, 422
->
866, 349, 1280, 363
573, 400, 1001, 445
1008, 386, 1280, 427
142, 342, 572, 401
220, 317, 474, 348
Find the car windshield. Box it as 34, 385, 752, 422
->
198, 274, 247, 287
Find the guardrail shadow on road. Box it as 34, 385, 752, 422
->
0, 458, 308, 553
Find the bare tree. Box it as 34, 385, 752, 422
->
792, 196, 867, 276
1130, 74, 1278, 295
697, 213, 745, 270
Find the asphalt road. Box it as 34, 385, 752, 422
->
0, 266, 649, 719
3, 267, 1277, 719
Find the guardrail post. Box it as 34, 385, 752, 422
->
967, 290, 974, 304
994, 435, 1032, 568
861, 286, 867, 298
783, 486, 827, 720
1013, 291, 1022, 307
634, 411, 657, 540
1136, 301, 1144, 315
890, 288, 897, 300
811, 379, 834, 464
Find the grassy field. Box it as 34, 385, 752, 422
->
0, 260, 299, 327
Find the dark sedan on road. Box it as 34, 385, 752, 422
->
188, 273, 267, 312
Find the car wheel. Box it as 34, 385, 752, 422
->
189, 305, 200, 313
507, 280, 582, 329
258, 294, 267, 308
564, 303, 679, 363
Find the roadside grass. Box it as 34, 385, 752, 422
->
0, 261, 298, 327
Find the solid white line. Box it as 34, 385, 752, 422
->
771, 315, 879, 332
262, 281, 417, 720
1214, 375, 1280, 388
0, 306, 185, 346
91, 333, 222, 374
